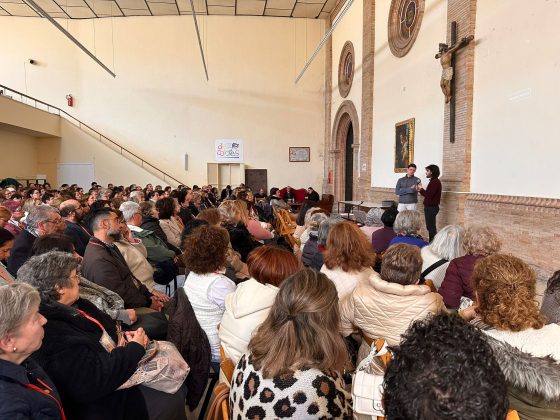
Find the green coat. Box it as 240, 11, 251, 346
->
131, 228, 175, 264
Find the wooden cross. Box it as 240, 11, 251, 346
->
436, 22, 474, 143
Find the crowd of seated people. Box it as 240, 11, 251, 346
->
0, 179, 558, 419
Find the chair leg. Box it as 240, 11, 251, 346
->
197, 373, 219, 420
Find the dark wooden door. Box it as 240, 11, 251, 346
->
344, 123, 354, 201
245, 169, 267, 193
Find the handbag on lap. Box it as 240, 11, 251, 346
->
118, 340, 190, 394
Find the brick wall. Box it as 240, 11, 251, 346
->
326, 0, 558, 282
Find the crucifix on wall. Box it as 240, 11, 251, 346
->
436, 21, 474, 142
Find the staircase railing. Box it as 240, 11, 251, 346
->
0, 84, 185, 186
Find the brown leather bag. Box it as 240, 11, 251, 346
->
206, 382, 230, 420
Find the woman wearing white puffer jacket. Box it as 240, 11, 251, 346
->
340, 243, 445, 366
218, 246, 300, 363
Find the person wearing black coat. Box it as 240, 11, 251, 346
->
301, 232, 324, 270
0, 283, 64, 419
17, 251, 186, 420
62, 220, 91, 256
223, 223, 260, 263
0, 357, 64, 419
6, 228, 36, 276
167, 289, 211, 410
34, 298, 150, 420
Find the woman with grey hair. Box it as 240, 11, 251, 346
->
420, 225, 465, 288
301, 212, 329, 269
388, 209, 428, 249
360, 207, 384, 239
297, 208, 326, 248
0, 283, 65, 419
302, 215, 342, 270
17, 251, 187, 420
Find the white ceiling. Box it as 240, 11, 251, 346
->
0, 0, 339, 19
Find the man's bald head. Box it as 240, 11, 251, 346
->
59, 199, 83, 222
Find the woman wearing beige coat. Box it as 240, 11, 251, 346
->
340, 243, 445, 364
157, 197, 184, 249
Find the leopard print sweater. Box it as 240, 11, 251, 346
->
230, 353, 353, 419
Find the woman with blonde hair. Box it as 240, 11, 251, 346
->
438, 225, 501, 309
464, 254, 560, 418
321, 221, 377, 299
230, 268, 353, 418
219, 200, 259, 262
237, 200, 274, 242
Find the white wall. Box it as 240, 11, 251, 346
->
472, 0, 560, 198
371, 0, 447, 188
331, 0, 363, 126
0, 128, 38, 179
36, 120, 169, 188
0, 15, 326, 190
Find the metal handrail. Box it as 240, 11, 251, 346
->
0, 84, 185, 186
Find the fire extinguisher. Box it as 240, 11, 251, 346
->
328, 170, 332, 184
66, 94, 73, 107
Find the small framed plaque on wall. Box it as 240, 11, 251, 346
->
289, 147, 310, 162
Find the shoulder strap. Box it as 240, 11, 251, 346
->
420, 258, 448, 282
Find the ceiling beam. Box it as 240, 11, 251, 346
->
189, 0, 209, 81
23, 0, 116, 77
295, 0, 353, 84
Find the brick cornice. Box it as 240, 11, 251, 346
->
467, 193, 560, 211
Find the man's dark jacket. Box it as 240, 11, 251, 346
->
63, 220, 91, 256
7, 229, 36, 276
81, 237, 152, 308
167, 290, 211, 410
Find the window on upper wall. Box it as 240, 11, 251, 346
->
388, 0, 425, 58
338, 41, 355, 98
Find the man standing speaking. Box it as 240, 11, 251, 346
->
395, 163, 420, 211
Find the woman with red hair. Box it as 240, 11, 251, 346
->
219, 246, 299, 363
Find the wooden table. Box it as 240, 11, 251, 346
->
337, 201, 384, 221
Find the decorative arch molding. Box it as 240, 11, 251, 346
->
330, 100, 360, 202
338, 41, 355, 98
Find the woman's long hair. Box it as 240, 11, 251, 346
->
248, 268, 349, 378
323, 221, 375, 271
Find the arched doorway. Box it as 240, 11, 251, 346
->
330, 101, 360, 204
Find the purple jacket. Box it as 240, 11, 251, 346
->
438, 254, 483, 309
371, 227, 397, 253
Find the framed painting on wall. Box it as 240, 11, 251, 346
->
394, 118, 415, 172
289, 147, 310, 162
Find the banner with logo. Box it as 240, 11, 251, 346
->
215, 139, 243, 162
